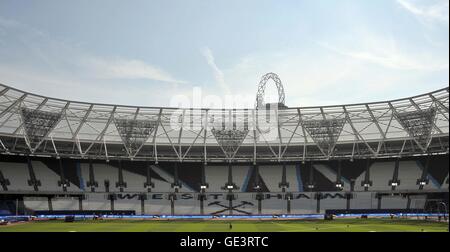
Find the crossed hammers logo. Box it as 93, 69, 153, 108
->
208, 201, 255, 215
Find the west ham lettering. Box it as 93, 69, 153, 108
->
322, 193, 345, 199
111, 193, 347, 201
295, 194, 311, 199
208, 201, 254, 215
116, 194, 139, 200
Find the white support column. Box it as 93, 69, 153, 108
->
203, 109, 209, 164
153, 108, 163, 163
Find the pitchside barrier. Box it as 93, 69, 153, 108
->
325, 209, 430, 214
0, 213, 446, 223
34, 210, 136, 215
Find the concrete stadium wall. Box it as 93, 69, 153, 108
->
16, 192, 433, 215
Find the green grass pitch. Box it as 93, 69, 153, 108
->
0, 218, 448, 232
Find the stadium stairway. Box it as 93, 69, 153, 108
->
314, 163, 351, 191
396, 160, 423, 190
259, 165, 283, 192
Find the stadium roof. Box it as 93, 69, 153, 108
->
0, 82, 448, 163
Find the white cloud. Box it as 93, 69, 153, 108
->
1, 9, 447, 110
201, 47, 230, 94
84, 57, 187, 84
213, 34, 447, 108
0, 16, 187, 90
316, 32, 448, 72
221, 50, 359, 107
397, 0, 449, 24
0, 63, 193, 107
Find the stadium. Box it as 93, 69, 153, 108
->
0, 73, 448, 232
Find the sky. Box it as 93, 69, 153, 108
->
0, 0, 448, 108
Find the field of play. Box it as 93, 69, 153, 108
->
0, 218, 448, 232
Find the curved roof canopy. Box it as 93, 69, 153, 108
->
0, 83, 448, 162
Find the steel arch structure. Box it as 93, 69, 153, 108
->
256, 72, 285, 108
0, 82, 448, 163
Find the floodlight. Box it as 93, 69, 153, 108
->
417, 179, 428, 186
